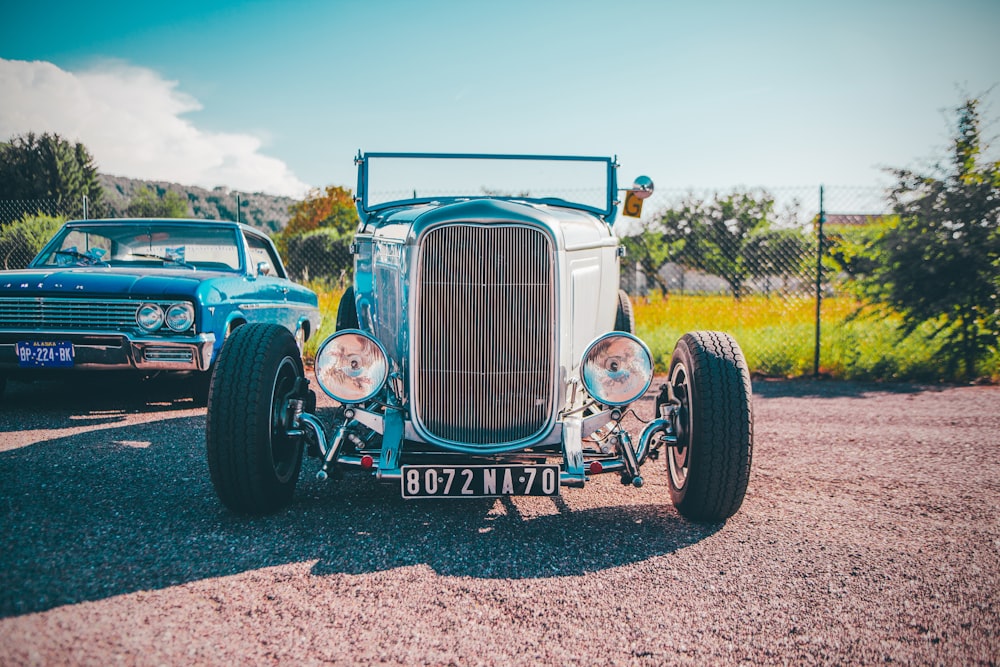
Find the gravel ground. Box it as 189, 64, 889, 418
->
0, 374, 997, 665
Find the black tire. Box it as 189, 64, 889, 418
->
206, 323, 305, 514
614, 289, 635, 334
666, 331, 753, 522
335, 286, 359, 331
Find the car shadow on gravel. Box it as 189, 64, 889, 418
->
302, 480, 719, 580
0, 404, 720, 618
751, 377, 929, 399
1, 375, 207, 410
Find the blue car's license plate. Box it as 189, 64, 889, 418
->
401, 464, 560, 499
16, 340, 74, 368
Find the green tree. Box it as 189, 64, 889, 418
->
620, 225, 683, 293
824, 215, 899, 282
0, 133, 104, 222
282, 227, 353, 286
276, 185, 359, 280
125, 186, 190, 218
683, 191, 777, 299
858, 98, 1000, 379
285, 185, 358, 236
744, 227, 814, 290
0, 213, 65, 269
631, 191, 780, 298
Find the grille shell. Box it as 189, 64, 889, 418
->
412, 224, 556, 449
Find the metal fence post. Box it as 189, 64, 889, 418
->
82, 194, 88, 220
814, 185, 825, 377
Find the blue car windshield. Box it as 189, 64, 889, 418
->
360, 153, 616, 216
35, 223, 242, 271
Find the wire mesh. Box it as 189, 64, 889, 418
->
619, 185, 888, 375
1, 186, 892, 377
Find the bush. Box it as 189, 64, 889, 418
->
282, 227, 353, 286
0, 213, 65, 269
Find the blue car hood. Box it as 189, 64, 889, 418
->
0, 267, 230, 298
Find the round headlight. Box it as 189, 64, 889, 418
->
580, 332, 654, 406
165, 303, 194, 332
136, 303, 164, 331
315, 330, 389, 404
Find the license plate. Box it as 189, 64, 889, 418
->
401, 464, 560, 499
16, 340, 74, 368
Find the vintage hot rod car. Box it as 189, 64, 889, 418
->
206, 153, 753, 521
0, 218, 320, 400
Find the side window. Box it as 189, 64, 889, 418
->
245, 233, 286, 278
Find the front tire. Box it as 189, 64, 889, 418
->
666, 331, 753, 521
335, 286, 359, 331
206, 323, 305, 514
614, 289, 635, 334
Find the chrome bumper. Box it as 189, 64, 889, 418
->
0, 331, 216, 372
301, 403, 664, 489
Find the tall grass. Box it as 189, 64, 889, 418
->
302, 283, 344, 364
634, 293, 1000, 382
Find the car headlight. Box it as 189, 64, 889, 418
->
165, 303, 195, 332
315, 330, 389, 404
580, 332, 654, 406
136, 303, 165, 331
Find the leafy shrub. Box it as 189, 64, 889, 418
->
0, 213, 65, 269
282, 227, 353, 286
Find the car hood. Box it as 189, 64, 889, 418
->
0, 267, 232, 299
374, 198, 616, 251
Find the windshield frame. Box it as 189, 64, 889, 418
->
355, 152, 620, 219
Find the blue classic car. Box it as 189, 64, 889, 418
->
206, 153, 753, 521
0, 218, 320, 400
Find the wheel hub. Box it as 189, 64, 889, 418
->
269, 356, 301, 481
667, 362, 692, 489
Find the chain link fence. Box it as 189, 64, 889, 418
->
0, 198, 90, 269
619, 185, 888, 296
0, 198, 90, 225
2, 186, 892, 376
619, 185, 890, 375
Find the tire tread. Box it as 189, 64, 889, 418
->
206, 323, 303, 514
672, 330, 753, 521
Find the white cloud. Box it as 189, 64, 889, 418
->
0, 58, 310, 198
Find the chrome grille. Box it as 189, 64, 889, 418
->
414, 224, 555, 447
0, 297, 141, 331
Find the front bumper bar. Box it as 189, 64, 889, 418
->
295, 403, 676, 489
0, 330, 216, 372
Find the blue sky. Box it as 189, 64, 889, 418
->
2, 0, 999, 198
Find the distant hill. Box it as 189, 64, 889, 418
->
99, 174, 298, 235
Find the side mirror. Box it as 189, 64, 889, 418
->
621, 175, 655, 218
257, 261, 274, 277
631, 176, 654, 200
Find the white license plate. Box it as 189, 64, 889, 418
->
16, 340, 74, 368
401, 464, 560, 499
